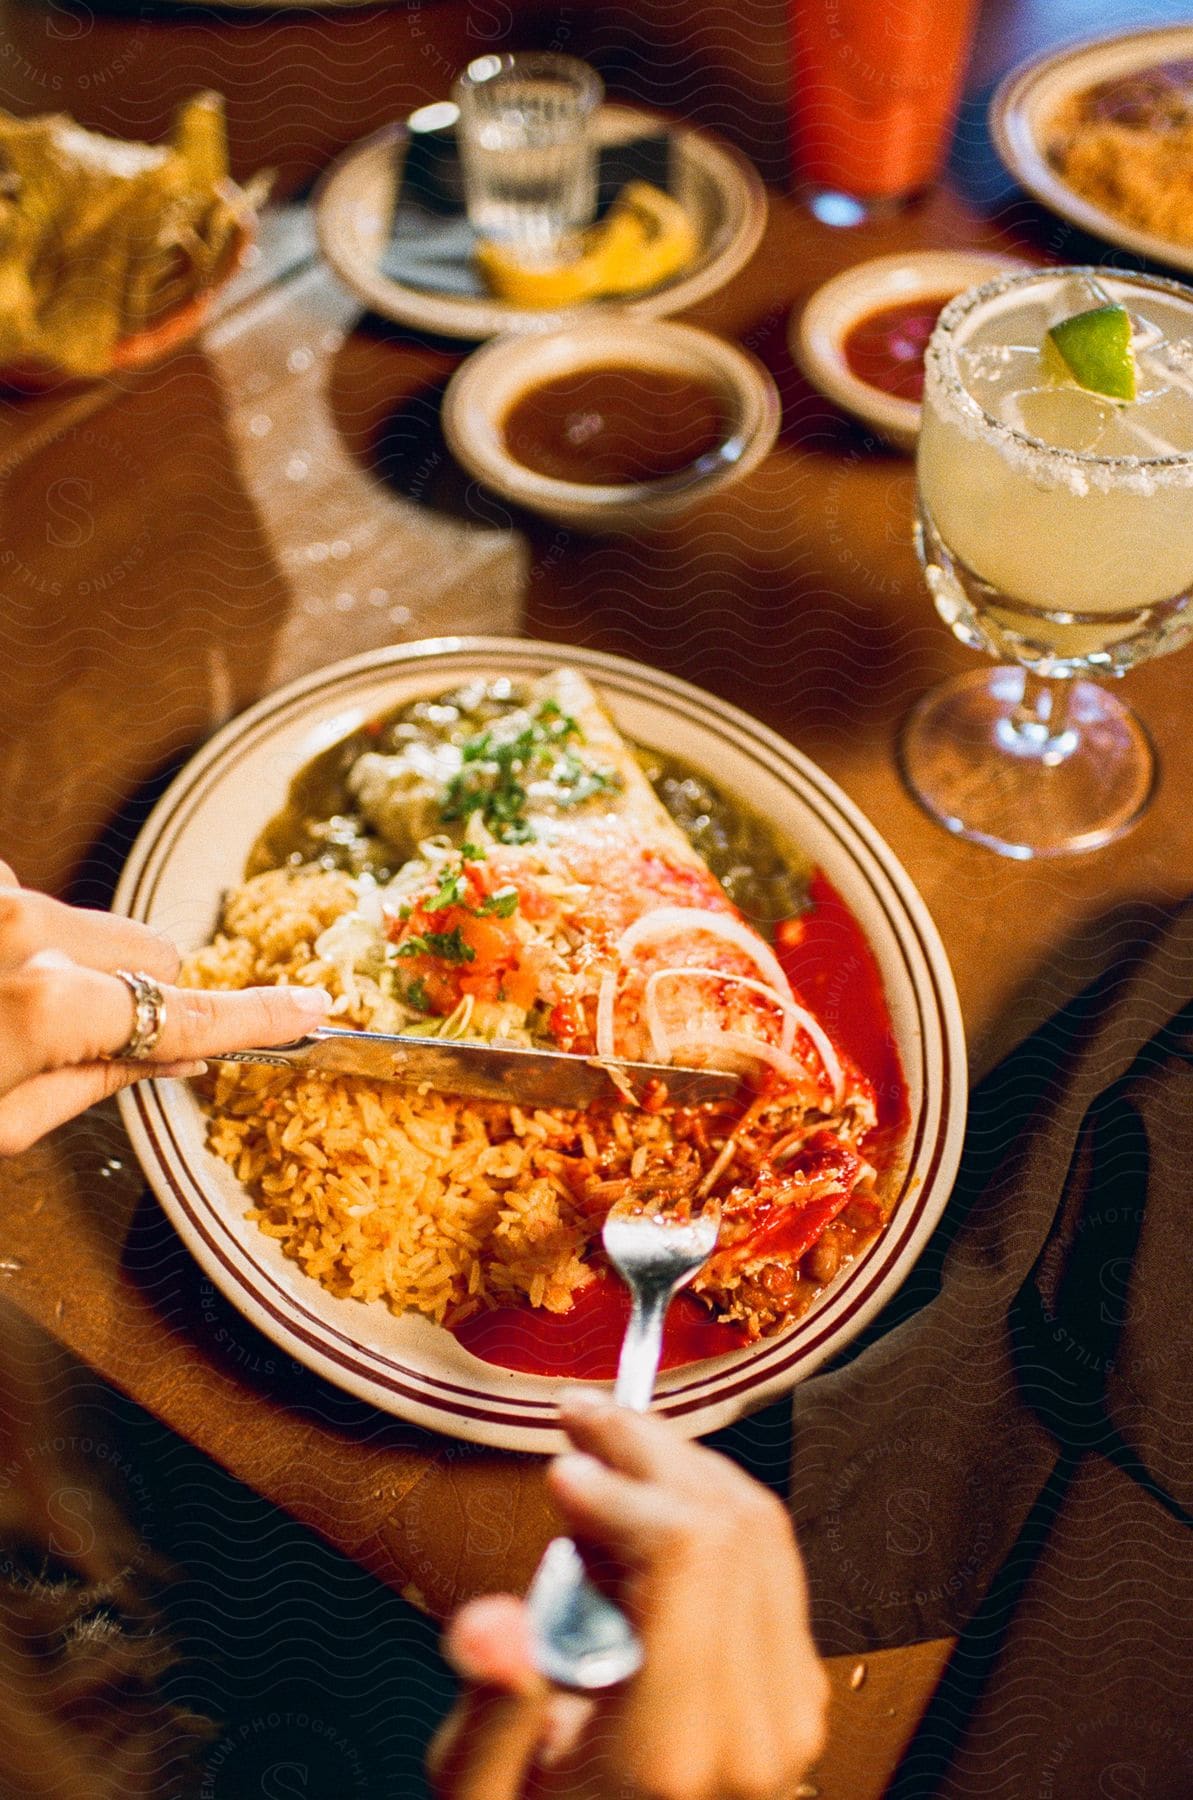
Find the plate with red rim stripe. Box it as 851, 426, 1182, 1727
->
114, 637, 967, 1451
991, 24, 1193, 279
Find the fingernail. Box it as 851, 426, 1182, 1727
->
538, 1694, 594, 1767
559, 1385, 611, 1416
288, 986, 333, 1014
167, 1060, 208, 1079
552, 1452, 602, 1491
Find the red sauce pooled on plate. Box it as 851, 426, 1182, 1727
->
453, 1280, 751, 1379
775, 871, 908, 1136
449, 871, 908, 1379
841, 293, 956, 402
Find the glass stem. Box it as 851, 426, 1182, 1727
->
1000, 670, 1079, 765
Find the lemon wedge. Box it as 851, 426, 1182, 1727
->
474, 211, 641, 309
1043, 302, 1137, 402
601, 182, 698, 295
474, 183, 696, 308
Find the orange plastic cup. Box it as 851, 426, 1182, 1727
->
790, 0, 980, 214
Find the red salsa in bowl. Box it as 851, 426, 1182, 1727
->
792, 251, 1029, 450
840, 292, 957, 402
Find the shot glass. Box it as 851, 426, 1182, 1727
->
452, 52, 604, 259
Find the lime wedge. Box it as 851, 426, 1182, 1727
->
1043, 303, 1136, 402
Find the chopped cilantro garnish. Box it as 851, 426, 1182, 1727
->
478, 886, 519, 919
426, 864, 469, 913
423, 852, 519, 921
396, 927, 476, 965
551, 754, 619, 809
402, 975, 430, 1012
459, 842, 485, 862
440, 699, 621, 843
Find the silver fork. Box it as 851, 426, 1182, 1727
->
525, 1196, 722, 1691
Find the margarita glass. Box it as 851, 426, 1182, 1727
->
903, 266, 1193, 857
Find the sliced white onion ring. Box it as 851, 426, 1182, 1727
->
615, 907, 795, 1001
621, 911, 844, 1102
667, 1029, 807, 1084
595, 969, 618, 1059
788, 1010, 845, 1106
643, 965, 799, 1061
668, 1011, 843, 1105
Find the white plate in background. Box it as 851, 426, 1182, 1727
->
991, 24, 1193, 278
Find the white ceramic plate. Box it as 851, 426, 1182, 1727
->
792, 250, 1031, 452
991, 23, 1193, 278
315, 105, 767, 341
115, 639, 967, 1451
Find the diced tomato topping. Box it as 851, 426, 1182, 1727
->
385, 870, 541, 1017
548, 994, 587, 1052
512, 882, 555, 923
420, 964, 463, 1014
460, 912, 511, 964
500, 963, 540, 1011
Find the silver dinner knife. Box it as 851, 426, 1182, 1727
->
216, 1028, 742, 1109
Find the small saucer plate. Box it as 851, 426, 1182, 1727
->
315, 103, 767, 341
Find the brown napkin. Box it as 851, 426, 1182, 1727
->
789, 902, 1193, 1799
0, 1302, 212, 1799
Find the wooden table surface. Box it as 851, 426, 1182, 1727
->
3, 3, 1192, 1793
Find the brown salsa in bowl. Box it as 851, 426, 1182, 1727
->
501, 364, 732, 486
441, 317, 781, 529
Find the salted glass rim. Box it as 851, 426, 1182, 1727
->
924, 264, 1193, 474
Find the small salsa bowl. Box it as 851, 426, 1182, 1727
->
442, 317, 781, 532
791, 248, 1031, 451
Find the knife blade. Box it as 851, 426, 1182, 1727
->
216, 1028, 744, 1109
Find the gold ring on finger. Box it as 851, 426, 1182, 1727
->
109, 968, 167, 1061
